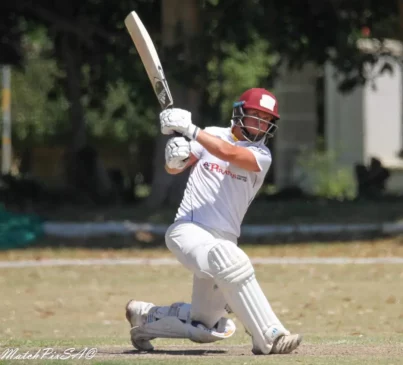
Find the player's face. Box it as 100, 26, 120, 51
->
242, 108, 274, 136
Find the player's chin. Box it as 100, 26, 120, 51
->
249, 133, 266, 141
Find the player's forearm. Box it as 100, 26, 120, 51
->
165, 165, 184, 175
195, 130, 236, 162
165, 154, 197, 175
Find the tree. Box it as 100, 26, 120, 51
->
10, 27, 69, 145
2, 0, 160, 202
399, 0, 403, 41
262, 0, 400, 90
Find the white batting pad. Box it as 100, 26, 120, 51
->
131, 315, 235, 344
208, 242, 289, 354
130, 302, 235, 349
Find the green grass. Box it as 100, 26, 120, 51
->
0, 244, 403, 364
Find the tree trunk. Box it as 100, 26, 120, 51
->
399, 0, 403, 41
146, 0, 201, 209
399, 0, 403, 158
59, 32, 112, 202
61, 34, 86, 152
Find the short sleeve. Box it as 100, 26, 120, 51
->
247, 146, 272, 173
189, 126, 220, 159
190, 139, 204, 159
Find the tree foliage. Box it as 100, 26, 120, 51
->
200, 0, 400, 94
206, 39, 279, 121
10, 26, 69, 145
2, 0, 401, 143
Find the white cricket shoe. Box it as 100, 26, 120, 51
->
252, 334, 302, 355
125, 300, 155, 352
270, 333, 302, 354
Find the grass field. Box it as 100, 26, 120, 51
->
1, 239, 403, 364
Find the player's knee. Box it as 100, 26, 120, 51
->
165, 223, 180, 254
208, 242, 254, 284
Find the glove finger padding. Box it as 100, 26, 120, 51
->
160, 108, 199, 140
160, 108, 191, 123
165, 137, 191, 169
160, 109, 191, 136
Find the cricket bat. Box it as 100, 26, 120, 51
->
124, 11, 174, 111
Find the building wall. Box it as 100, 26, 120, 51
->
325, 62, 365, 167
364, 58, 403, 165
325, 57, 403, 194
274, 54, 403, 194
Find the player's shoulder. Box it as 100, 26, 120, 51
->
253, 143, 271, 156
241, 140, 272, 157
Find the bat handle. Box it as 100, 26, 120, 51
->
172, 131, 191, 142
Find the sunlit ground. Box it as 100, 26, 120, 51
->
1, 238, 402, 364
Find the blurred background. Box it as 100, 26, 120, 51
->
0, 0, 403, 249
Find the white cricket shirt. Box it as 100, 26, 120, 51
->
175, 127, 272, 237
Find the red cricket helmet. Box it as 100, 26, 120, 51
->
237, 88, 280, 120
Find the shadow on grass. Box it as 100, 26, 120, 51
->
119, 349, 227, 356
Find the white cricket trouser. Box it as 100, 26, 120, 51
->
165, 220, 237, 329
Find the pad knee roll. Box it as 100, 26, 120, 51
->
208, 242, 255, 284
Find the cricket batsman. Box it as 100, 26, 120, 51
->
125, 88, 302, 355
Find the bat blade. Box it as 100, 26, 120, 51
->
124, 11, 173, 110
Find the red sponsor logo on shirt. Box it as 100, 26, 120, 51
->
203, 162, 247, 182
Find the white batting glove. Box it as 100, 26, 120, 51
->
160, 108, 200, 140
165, 137, 191, 170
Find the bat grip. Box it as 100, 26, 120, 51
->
173, 131, 190, 141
